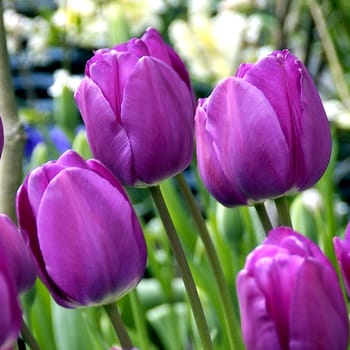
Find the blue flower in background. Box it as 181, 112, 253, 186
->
23, 124, 43, 158
75, 124, 86, 135
49, 126, 71, 154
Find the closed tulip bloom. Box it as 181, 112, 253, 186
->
0, 255, 22, 350
195, 50, 331, 206
334, 223, 350, 297
16, 150, 147, 308
237, 227, 349, 350
75, 27, 195, 186
0, 214, 36, 293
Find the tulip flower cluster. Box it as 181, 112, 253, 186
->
7, 26, 350, 350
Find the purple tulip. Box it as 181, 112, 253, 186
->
0, 254, 22, 350
0, 214, 36, 293
16, 150, 147, 308
237, 227, 349, 350
334, 223, 350, 297
195, 50, 331, 206
75, 27, 195, 186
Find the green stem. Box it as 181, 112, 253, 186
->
176, 173, 243, 349
254, 202, 273, 233
149, 185, 213, 350
0, 0, 25, 221
275, 196, 292, 227
103, 303, 133, 350
241, 207, 258, 250
20, 319, 41, 350
129, 289, 149, 350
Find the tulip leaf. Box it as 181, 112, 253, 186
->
51, 302, 103, 350
160, 178, 197, 253
26, 280, 57, 350
146, 303, 189, 350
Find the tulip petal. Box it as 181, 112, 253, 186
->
241, 51, 303, 145
86, 158, 128, 201
87, 49, 142, 118
237, 270, 282, 350
297, 67, 331, 189
86, 52, 120, 117
265, 227, 332, 267
122, 57, 194, 184
17, 182, 43, 272
0, 257, 21, 349
202, 77, 290, 201
195, 105, 247, 206
0, 214, 36, 293
26, 163, 65, 217
240, 51, 331, 189
75, 78, 136, 184
289, 259, 348, 350
333, 237, 350, 296
56, 150, 90, 169
141, 28, 172, 64
17, 179, 79, 307
142, 27, 192, 91
37, 168, 146, 307
252, 253, 303, 349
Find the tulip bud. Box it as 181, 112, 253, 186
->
195, 50, 331, 206
16, 150, 147, 308
75, 27, 195, 186
0, 214, 36, 293
237, 226, 349, 350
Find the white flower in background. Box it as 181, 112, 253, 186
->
324, 99, 350, 129
301, 189, 324, 212
54, 0, 96, 17
245, 14, 263, 44
52, 0, 111, 47
48, 69, 82, 97
117, 0, 166, 35
169, 8, 247, 83
4, 8, 50, 63
219, 0, 268, 10
26, 16, 50, 64
187, 0, 212, 16
50, 0, 166, 48
3, 9, 32, 53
